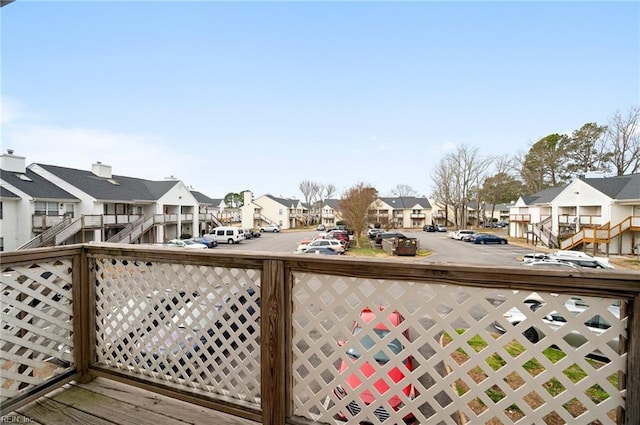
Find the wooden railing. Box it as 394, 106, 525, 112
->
1, 245, 639, 424
528, 216, 558, 248
560, 216, 640, 251
558, 214, 603, 228
509, 213, 531, 222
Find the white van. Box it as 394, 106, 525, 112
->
206, 227, 245, 244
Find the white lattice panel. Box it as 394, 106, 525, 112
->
1, 260, 74, 403
291, 273, 627, 425
93, 257, 261, 406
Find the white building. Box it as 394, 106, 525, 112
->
509, 174, 640, 255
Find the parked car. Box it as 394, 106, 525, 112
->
206, 226, 245, 244
423, 224, 436, 232
522, 252, 547, 261
166, 239, 209, 249
367, 228, 384, 239
473, 233, 508, 245
543, 251, 614, 269
192, 237, 217, 248
302, 247, 343, 255
259, 224, 280, 233
317, 224, 326, 231
436, 224, 448, 232
522, 259, 577, 269
453, 230, 476, 240
374, 232, 406, 246
462, 233, 478, 242
296, 239, 345, 253
327, 230, 351, 246
495, 297, 621, 360
335, 307, 416, 424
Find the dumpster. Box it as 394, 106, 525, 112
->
395, 237, 418, 256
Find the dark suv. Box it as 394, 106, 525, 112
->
374, 232, 406, 246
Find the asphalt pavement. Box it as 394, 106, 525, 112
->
215, 228, 541, 267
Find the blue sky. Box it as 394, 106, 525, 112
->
2, 1, 638, 200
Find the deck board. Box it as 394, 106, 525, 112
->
10, 378, 260, 425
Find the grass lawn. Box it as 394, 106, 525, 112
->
344, 236, 431, 257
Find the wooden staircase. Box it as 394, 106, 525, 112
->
106, 215, 156, 244
17, 216, 77, 249
529, 216, 559, 249
560, 215, 640, 252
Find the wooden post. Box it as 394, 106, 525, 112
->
74, 248, 94, 383
625, 295, 640, 425
261, 259, 286, 425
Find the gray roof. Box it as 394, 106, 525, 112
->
191, 190, 216, 204
1, 168, 78, 201
264, 194, 300, 208
1, 185, 20, 199
582, 173, 640, 200
378, 196, 432, 209
522, 173, 640, 205
526, 185, 567, 205
35, 164, 177, 202
323, 199, 340, 209
468, 201, 513, 211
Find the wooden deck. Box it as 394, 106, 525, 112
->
5, 377, 261, 425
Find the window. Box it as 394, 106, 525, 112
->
34, 202, 59, 216
0, 237, 3, 251
0, 202, 3, 219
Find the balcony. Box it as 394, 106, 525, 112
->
558, 214, 604, 228
2, 244, 639, 424
509, 213, 531, 222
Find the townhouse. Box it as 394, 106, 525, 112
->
240, 191, 306, 230
0, 152, 79, 251
509, 173, 640, 255
370, 196, 432, 229
0, 151, 224, 250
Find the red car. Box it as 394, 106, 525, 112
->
327, 230, 350, 245
335, 307, 416, 424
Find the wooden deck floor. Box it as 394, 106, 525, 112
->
6, 378, 261, 425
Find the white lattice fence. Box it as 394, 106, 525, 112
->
291, 273, 626, 425
1, 260, 75, 403
93, 257, 262, 406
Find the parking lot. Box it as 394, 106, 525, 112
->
213, 229, 539, 267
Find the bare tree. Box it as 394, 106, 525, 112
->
453, 146, 492, 228
390, 184, 418, 197
431, 158, 457, 228
299, 180, 320, 223
338, 183, 378, 248
315, 183, 337, 225
494, 154, 520, 177
605, 106, 640, 175
323, 183, 337, 200
431, 145, 492, 229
